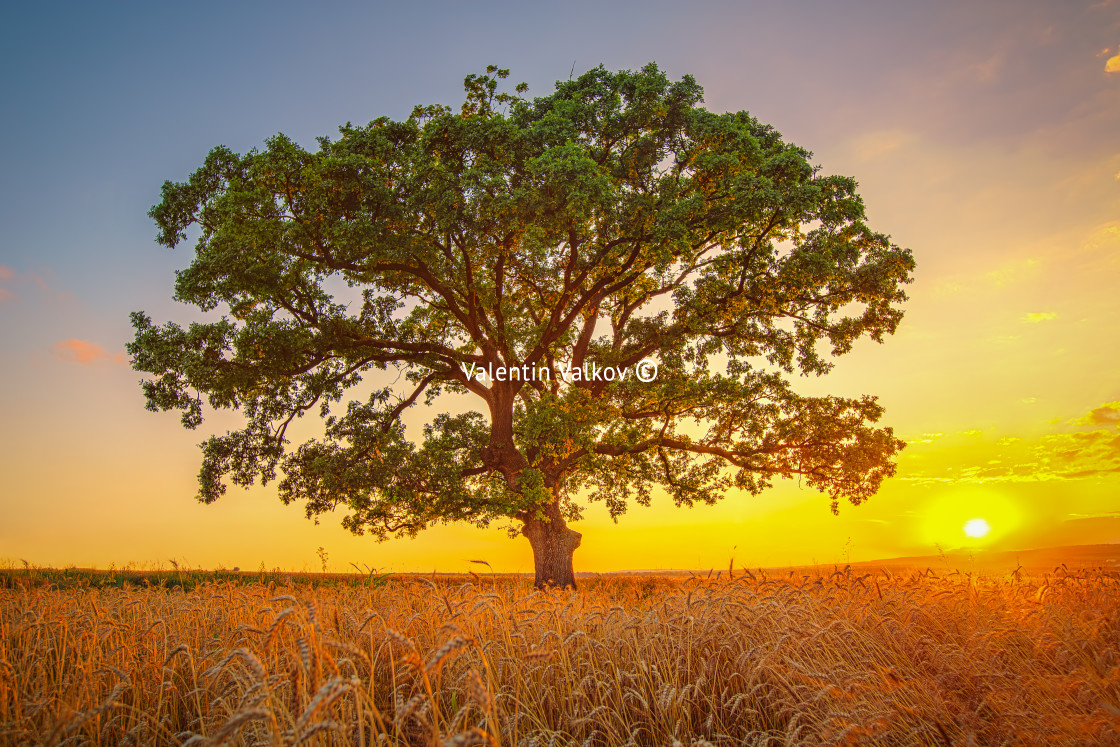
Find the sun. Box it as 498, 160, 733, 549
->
963, 518, 990, 538
922, 488, 1019, 548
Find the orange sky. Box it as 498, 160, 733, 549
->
2, 1, 1119, 573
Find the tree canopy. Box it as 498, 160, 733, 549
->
129, 63, 915, 588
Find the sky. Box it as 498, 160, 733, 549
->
1, 0, 1119, 573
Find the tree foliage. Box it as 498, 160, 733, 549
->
130, 63, 915, 559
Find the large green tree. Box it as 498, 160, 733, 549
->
129, 64, 914, 589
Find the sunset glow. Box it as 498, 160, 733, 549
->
2, 2, 1119, 574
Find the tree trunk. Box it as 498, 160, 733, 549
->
522, 516, 582, 590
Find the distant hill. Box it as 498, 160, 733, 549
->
751, 543, 1120, 577
842, 543, 1120, 574
608, 543, 1120, 577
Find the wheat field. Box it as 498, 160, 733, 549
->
2, 566, 1119, 745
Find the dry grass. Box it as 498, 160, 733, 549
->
3, 566, 1120, 745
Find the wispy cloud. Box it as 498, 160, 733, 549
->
938, 257, 1046, 297
0, 265, 67, 305
1084, 223, 1120, 252
0, 265, 16, 303
987, 258, 1041, 287
847, 129, 918, 161
53, 339, 126, 366
1065, 510, 1120, 521
1023, 312, 1057, 323
902, 401, 1120, 485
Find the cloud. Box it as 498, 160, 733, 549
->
1037, 428, 1120, 470
987, 258, 1041, 287
1082, 403, 1120, 426
932, 281, 967, 296
1065, 510, 1120, 521
902, 402, 1120, 485
0, 265, 68, 305
0, 265, 15, 303
1107, 50, 1120, 73
929, 255, 1047, 299
53, 339, 127, 366
847, 129, 918, 161
1084, 222, 1120, 251
1023, 312, 1057, 323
